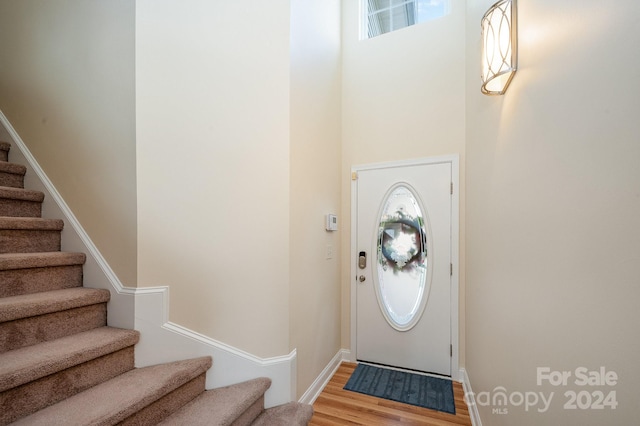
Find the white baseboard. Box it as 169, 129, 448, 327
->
299, 349, 351, 405
460, 368, 482, 426
0, 109, 296, 409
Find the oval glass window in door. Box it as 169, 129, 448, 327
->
374, 184, 431, 331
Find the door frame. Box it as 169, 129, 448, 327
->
350, 155, 460, 381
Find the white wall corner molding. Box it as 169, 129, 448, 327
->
134, 286, 296, 408
0, 109, 135, 329
460, 368, 482, 426
299, 349, 351, 405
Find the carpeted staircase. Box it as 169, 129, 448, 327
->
0, 141, 313, 425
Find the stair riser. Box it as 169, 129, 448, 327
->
0, 199, 42, 218
0, 347, 135, 425
0, 230, 61, 254
0, 171, 24, 188
0, 265, 83, 298
120, 374, 207, 426
0, 304, 107, 353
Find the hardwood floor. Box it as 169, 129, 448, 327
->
309, 362, 472, 426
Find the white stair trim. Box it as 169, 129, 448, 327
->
134, 285, 295, 407
0, 108, 295, 408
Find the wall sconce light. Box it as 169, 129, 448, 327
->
481, 0, 518, 95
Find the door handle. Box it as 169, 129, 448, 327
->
358, 251, 367, 269
359, 275, 366, 282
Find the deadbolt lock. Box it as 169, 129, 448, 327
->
358, 251, 367, 269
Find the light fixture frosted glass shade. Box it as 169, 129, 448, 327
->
481, 0, 517, 95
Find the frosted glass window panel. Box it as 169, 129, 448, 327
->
375, 185, 431, 330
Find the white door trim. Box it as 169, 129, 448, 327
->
350, 155, 460, 381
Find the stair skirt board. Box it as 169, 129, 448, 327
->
135, 287, 297, 408
0, 109, 296, 409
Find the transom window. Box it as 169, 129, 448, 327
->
363, 0, 451, 39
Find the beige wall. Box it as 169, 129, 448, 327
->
0, 0, 137, 286
289, 1, 342, 397
465, 0, 640, 424
137, 0, 344, 391
136, 0, 291, 358
340, 0, 467, 362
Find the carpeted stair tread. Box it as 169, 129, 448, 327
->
0, 326, 139, 392
158, 377, 272, 426
0, 162, 26, 188
0, 186, 43, 217
0, 162, 26, 175
0, 216, 63, 230
0, 252, 86, 298
252, 402, 314, 426
0, 251, 86, 270
0, 185, 44, 202
0, 217, 64, 254
11, 356, 213, 426
0, 287, 110, 322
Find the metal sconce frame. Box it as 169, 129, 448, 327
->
481, 0, 518, 95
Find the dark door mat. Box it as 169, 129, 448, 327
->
343, 363, 456, 414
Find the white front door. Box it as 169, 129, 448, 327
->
353, 159, 454, 376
